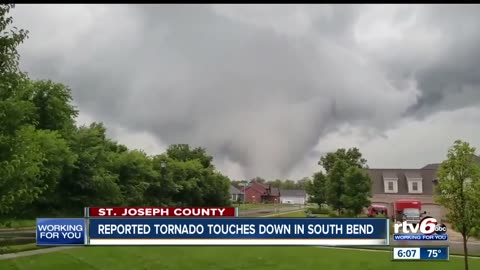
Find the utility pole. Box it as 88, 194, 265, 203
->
160, 161, 166, 206
242, 180, 247, 206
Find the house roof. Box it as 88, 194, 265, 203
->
246, 182, 280, 197
382, 171, 398, 178
368, 155, 480, 196
405, 171, 422, 179
366, 169, 437, 195
257, 182, 269, 189
421, 163, 440, 170
229, 185, 243, 195
246, 182, 267, 194
280, 189, 306, 197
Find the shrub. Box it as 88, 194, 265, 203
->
309, 207, 332, 215
341, 211, 357, 218
0, 238, 35, 246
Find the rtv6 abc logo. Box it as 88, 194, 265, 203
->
394, 216, 447, 235
418, 216, 447, 235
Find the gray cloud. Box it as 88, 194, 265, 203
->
11, 4, 480, 179
355, 5, 480, 117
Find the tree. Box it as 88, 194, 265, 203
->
0, 79, 36, 136
318, 147, 367, 173
0, 5, 35, 137
166, 144, 214, 169
325, 159, 349, 212
0, 4, 28, 75
0, 5, 236, 220
22, 128, 76, 216
200, 172, 231, 207
29, 80, 78, 136
250, 176, 266, 184
111, 150, 158, 206
316, 147, 370, 214
264, 177, 310, 190
0, 5, 60, 216
153, 146, 232, 207
296, 177, 310, 190
306, 172, 327, 207
436, 140, 480, 270
0, 126, 74, 215
267, 179, 296, 189
267, 179, 283, 188
55, 123, 123, 212
340, 167, 372, 216
230, 180, 244, 189
145, 155, 180, 206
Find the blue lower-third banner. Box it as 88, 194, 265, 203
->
36, 218, 87, 245
88, 218, 389, 246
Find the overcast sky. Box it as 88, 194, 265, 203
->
10, 4, 480, 180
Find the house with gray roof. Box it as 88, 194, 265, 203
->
366, 168, 441, 219
229, 185, 244, 202
366, 155, 480, 221
279, 189, 307, 205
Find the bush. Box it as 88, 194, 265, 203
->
0, 220, 13, 228
0, 238, 35, 246
309, 207, 332, 215
341, 211, 357, 218
470, 227, 480, 239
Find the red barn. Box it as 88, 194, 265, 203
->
244, 181, 280, 204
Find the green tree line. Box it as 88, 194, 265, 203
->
0, 5, 231, 220
231, 177, 310, 190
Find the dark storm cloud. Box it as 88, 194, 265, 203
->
364, 5, 480, 117
13, 4, 480, 179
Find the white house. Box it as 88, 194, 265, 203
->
280, 189, 307, 205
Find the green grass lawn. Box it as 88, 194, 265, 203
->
0, 243, 48, 255
271, 210, 307, 217
270, 210, 330, 218
0, 246, 477, 270
236, 203, 293, 210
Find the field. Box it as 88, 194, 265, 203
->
0, 246, 478, 270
